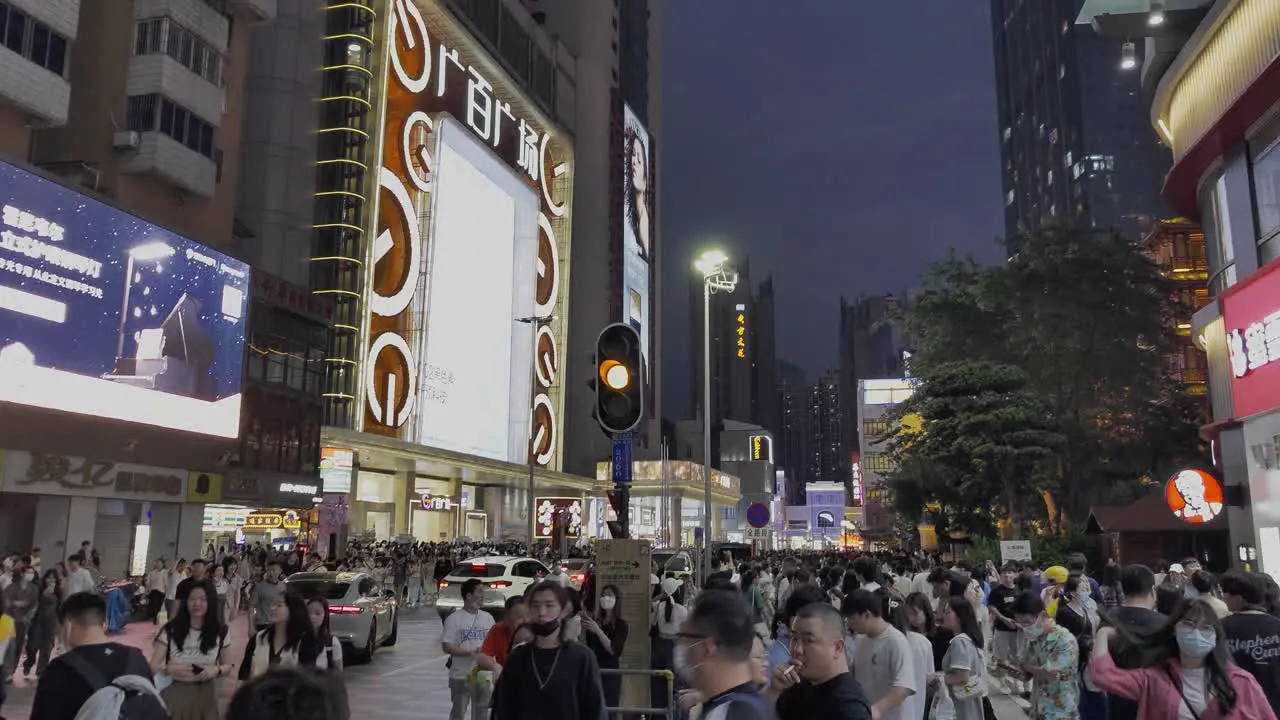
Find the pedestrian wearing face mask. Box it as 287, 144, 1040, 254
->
489, 581, 605, 720
583, 584, 628, 714
651, 577, 688, 712
1089, 598, 1276, 720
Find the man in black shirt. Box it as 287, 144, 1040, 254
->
490, 581, 605, 720
679, 590, 772, 720
174, 557, 208, 604
988, 565, 1023, 692
31, 592, 155, 720
1104, 564, 1165, 720
769, 601, 872, 720
1221, 571, 1280, 708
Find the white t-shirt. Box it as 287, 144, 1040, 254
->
158, 625, 228, 668
441, 608, 495, 679
1177, 667, 1208, 720
66, 567, 95, 596
905, 630, 934, 720
315, 636, 344, 672
653, 598, 688, 639
548, 572, 570, 587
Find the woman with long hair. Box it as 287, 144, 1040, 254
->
1090, 598, 1276, 719
623, 123, 651, 258
936, 596, 987, 720
906, 590, 952, 672
307, 597, 344, 672
152, 578, 231, 720
1057, 573, 1105, 720
889, 594, 934, 720
22, 569, 62, 676
650, 577, 687, 712
239, 590, 319, 680
583, 584, 628, 713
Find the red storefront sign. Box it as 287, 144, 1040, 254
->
252, 272, 334, 323
1222, 258, 1280, 419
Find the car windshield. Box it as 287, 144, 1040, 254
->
448, 563, 505, 578
287, 580, 350, 600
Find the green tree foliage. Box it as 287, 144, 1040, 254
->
893, 225, 1203, 536
889, 361, 1064, 537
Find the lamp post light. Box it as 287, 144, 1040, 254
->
117, 241, 176, 359
693, 249, 737, 583
517, 314, 555, 546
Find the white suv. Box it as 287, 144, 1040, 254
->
435, 556, 549, 619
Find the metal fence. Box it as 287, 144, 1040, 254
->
600, 667, 677, 720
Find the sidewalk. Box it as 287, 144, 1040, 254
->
3, 613, 255, 720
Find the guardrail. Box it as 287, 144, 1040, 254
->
600, 667, 676, 719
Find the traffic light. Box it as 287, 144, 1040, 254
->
594, 323, 644, 435
606, 486, 630, 539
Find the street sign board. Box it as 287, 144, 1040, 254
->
611, 434, 633, 485
746, 502, 771, 529
745, 527, 771, 540
596, 539, 651, 709
1000, 540, 1032, 565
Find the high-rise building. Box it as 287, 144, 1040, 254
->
528, 0, 664, 478
990, 0, 1172, 242
838, 294, 910, 495
0, 0, 285, 563
776, 359, 808, 505
754, 274, 779, 439
1142, 218, 1209, 404
805, 373, 843, 495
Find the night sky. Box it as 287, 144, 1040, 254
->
660, 1, 1007, 417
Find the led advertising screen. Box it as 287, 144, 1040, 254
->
0, 161, 249, 438
622, 105, 653, 379
416, 118, 539, 462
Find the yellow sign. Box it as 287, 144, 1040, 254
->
245, 511, 302, 531
187, 472, 223, 503
750, 435, 773, 463
736, 312, 747, 358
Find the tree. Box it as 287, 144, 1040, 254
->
888, 361, 1064, 538
900, 225, 1204, 529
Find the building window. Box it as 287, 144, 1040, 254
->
862, 453, 894, 474
0, 3, 71, 77
1251, 127, 1280, 262
1203, 173, 1238, 296
863, 420, 890, 439
126, 94, 216, 158
134, 17, 224, 86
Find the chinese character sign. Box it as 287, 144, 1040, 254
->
533, 497, 582, 539
735, 309, 747, 359
1222, 262, 1280, 419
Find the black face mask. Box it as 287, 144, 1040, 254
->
530, 619, 561, 637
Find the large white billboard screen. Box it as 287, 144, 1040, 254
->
622, 106, 653, 378
415, 118, 537, 461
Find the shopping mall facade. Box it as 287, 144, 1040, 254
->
1099, 0, 1280, 575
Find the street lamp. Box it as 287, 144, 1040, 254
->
517, 314, 555, 546
693, 248, 737, 583
117, 241, 176, 359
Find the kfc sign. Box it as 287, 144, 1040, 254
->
1222, 260, 1280, 419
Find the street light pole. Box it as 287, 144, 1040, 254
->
517, 314, 554, 547
702, 278, 713, 584
693, 249, 736, 585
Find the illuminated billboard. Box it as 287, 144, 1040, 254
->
367, 1, 573, 467
534, 496, 583, 539
622, 105, 653, 378
0, 160, 249, 438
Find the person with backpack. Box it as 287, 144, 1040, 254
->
306, 597, 344, 672
151, 579, 231, 719
30, 591, 167, 720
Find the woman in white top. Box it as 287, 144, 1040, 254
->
151, 579, 232, 720
890, 595, 935, 720
211, 565, 229, 624
226, 564, 244, 620
307, 597, 344, 672
651, 577, 687, 709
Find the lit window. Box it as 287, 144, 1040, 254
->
1064, 151, 1073, 168
1003, 127, 1011, 141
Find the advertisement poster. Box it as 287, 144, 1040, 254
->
0, 161, 250, 438
622, 105, 653, 378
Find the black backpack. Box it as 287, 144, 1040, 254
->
61, 651, 171, 720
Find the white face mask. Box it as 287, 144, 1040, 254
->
599, 596, 616, 611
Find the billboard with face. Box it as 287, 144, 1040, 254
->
0, 160, 249, 438
365, 1, 573, 468
622, 105, 653, 382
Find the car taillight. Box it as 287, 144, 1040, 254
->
487, 581, 511, 589
438, 581, 449, 589
571, 574, 585, 583
330, 605, 362, 615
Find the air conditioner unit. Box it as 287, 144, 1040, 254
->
112, 131, 140, 150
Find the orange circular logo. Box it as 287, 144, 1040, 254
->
1165, 469, 1224, 524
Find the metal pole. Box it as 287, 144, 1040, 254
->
117, 253, 135, 359
702, 279, 713, 584
527, 318, 538, 547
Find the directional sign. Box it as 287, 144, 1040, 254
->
611, 434, 633, 485
746, 502, 771, 529
596, 539, 651, 708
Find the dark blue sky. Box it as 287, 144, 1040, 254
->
659, 1, 1007, 417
